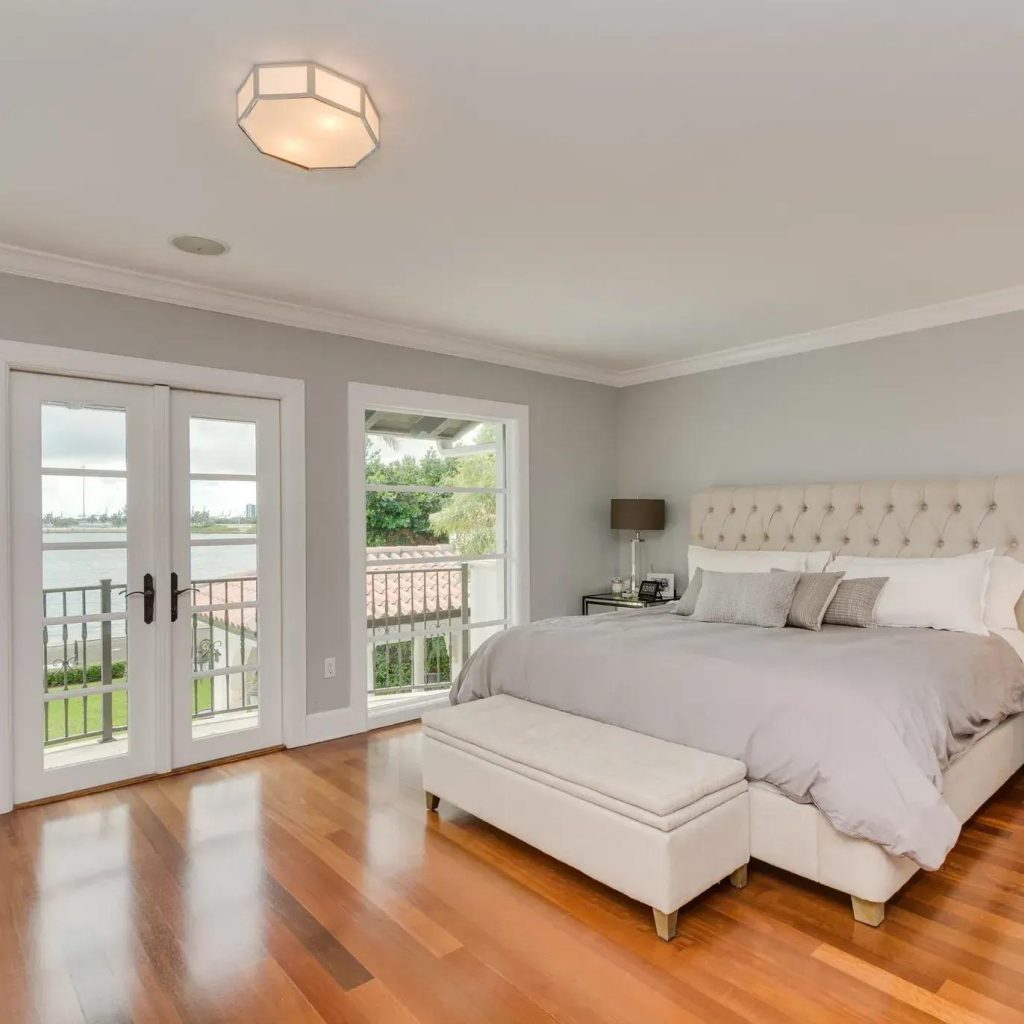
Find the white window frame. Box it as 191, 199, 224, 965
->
348, 383, 530, 729
0, 338, 308, 814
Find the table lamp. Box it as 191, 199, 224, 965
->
610, 498, 666, 597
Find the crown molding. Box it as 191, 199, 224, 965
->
3, 241, 1024, 390
615, 283, 1024, 386
0, 242, 618, 387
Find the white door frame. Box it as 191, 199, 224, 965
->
347, 382, 530, 732
0, 338, 307, 813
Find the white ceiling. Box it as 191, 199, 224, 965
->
3, 0, 1024, 380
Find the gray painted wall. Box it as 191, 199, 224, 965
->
0, 274, 618, 713
615, 311, 1024, 582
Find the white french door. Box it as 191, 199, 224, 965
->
10, 372, 282, 803
170, 390, 281, 768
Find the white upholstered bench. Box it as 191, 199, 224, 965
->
422, 695, 750, 940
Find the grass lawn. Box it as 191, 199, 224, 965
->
45, 678, 214, 744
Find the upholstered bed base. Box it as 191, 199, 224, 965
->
749, 712, 1024, 906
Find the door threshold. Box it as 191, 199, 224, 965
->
14, 745, 284, 809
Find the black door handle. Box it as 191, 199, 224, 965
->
121, 573, 155, 624
171, 572, 199, 622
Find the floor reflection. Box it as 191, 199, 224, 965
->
184, 773, 266, 991
33, 802, 133, 1022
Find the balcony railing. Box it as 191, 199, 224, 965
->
43, 576, 258, 748
366, 563, 469, 697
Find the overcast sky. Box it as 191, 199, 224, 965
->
41, 406, 258, 519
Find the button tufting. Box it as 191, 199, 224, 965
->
972, 540, 979, 548
843, 536, 850, 544
740, 534, 747, 542
751, 505, 758, 512
954, 503, 962, 512
990, 503, 998, 512
1013, 540, 1019, 548
855, 504, 863, 513
763, 533, 769, 541
826, 504, 834, 513
872, 538, 879, 546
937, 539, 945, 548
709, 506, 714, 514
788, 534, 795, 542
729, 507, 735, 513
887, 504, 895, 512
903, 538, 910, 546
920, 503, 928, 511
718, 534, 724, 542
776, 504, 782, 512
801, 504, 808, 512
814, 534, 821, 543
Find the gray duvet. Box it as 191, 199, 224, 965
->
450, 605, 1024, 868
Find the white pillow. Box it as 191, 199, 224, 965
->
830, 550, 993, 636
984, 555, 1024, 630
805, 550, 834, 573
686, 544, 809, 582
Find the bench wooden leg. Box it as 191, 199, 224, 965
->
728, 864, 748, 889
652, 908, 678, 941
424, 791, 440, 812
851, 896, 885, 927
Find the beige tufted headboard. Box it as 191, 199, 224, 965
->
690, 476, 1024, 562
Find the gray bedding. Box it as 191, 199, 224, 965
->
450, 605, 1024, 868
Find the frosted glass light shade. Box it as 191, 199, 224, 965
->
236, 62, 380, 170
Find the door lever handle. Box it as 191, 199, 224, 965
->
170, 572, 200, 622
121, 573, 155, 624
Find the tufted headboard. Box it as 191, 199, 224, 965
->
690, 476, 1024, 563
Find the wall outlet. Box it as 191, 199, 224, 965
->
323, 656, 336, 678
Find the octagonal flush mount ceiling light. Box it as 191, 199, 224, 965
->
236, 61, 380, 170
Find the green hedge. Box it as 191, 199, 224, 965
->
46, 660, 127, 687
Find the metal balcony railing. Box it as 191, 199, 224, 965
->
43, 575, 259, 748
366, 564, 469, 696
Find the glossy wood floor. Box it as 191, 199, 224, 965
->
2, 726, 1023, 1024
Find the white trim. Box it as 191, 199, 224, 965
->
365, 483, 506, 495
0, 242, 615, 387
349, 382, 530, 732
367, 691, 450, 730
7, 242, 1024, 389
302, 705, 366, 746
0, 337, 307, 811
614, 284, 1024, 385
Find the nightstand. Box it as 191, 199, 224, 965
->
582, 592, 674, 615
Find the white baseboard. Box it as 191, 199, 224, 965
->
368, 692, 449, 730
300, 705, 367, 746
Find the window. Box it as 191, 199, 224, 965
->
349, 386, 528, 721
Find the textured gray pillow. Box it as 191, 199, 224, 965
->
691, 570, 801, 628
771, 569, 845, 631
822, 577, 889, 627
674, 567, 703, 616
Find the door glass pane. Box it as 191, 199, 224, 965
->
44, 693, 129, 770
190, 480, 258, 536
42, 476, 127, 541
190, 418, 256, 475
37, 402, 133, 772
188, 416, 261, 740
41, 403, 126, 471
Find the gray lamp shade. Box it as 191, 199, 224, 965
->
610, 498, 665, 531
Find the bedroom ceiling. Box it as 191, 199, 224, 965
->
3, 0, 1024, 381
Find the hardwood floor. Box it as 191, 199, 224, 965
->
1, 724, 1022, 1024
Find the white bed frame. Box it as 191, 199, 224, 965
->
691, 476, 1024, 923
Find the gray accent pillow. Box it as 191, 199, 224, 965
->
822, 577, 889, 628
771, 569, 845, 631
691, 570, 801, 628
674, 567, 703, 616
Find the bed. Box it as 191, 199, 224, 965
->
450, 475, 1024, 922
